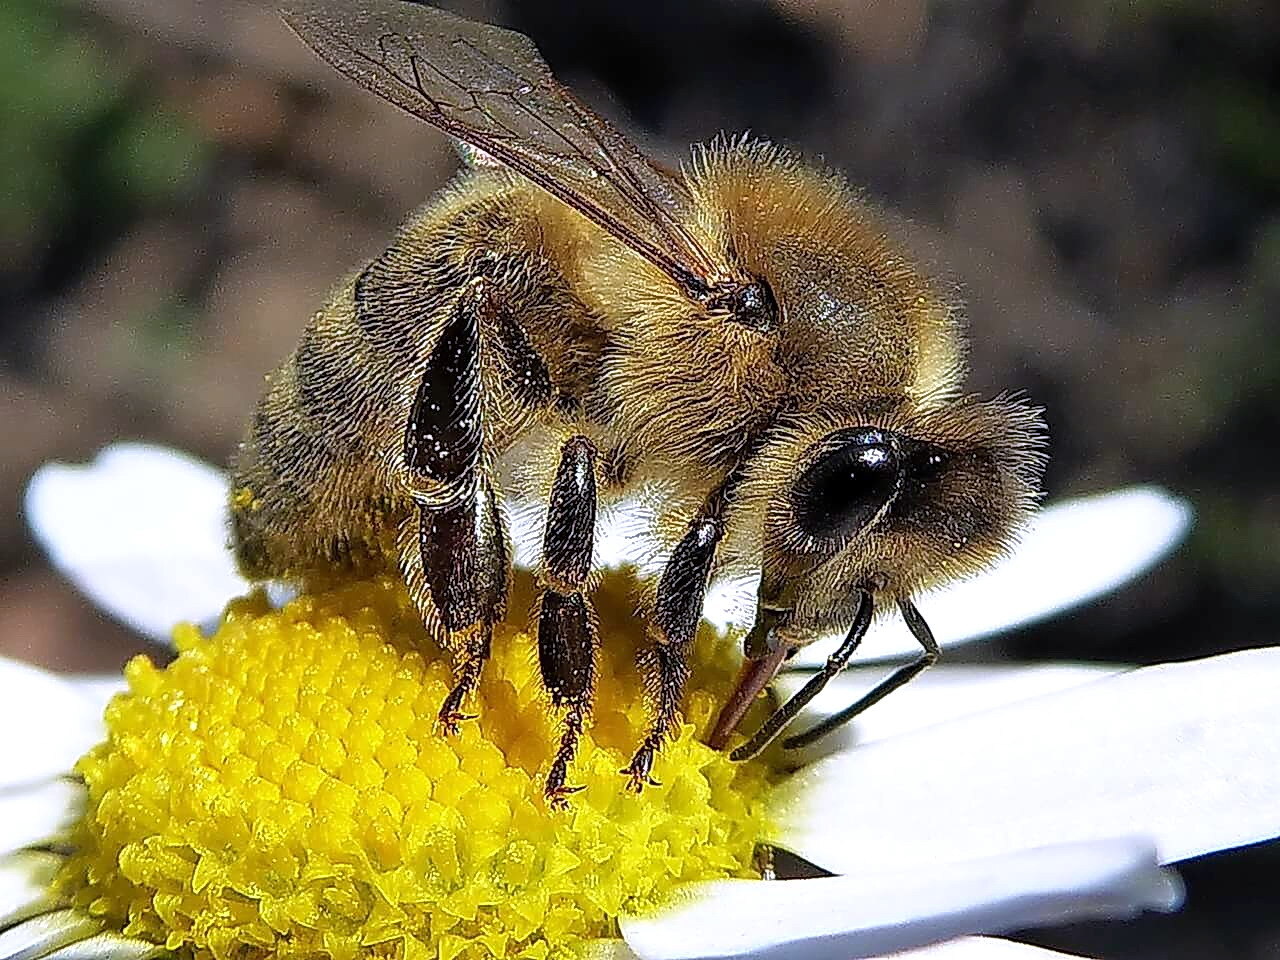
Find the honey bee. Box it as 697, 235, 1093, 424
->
231, 0, 1046, 806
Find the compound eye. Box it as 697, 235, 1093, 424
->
792, 428, 900, 542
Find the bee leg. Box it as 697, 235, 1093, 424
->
777, 594, 940, 753
414, 481, 509, 732
727, 588, 873, 762
535, 436, 600, 810
623, 488, 731, 791
436, 627, 490, 732
400, 278, 510, 733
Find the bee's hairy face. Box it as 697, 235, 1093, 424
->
746, 397, 1047, 650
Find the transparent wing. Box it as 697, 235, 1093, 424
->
281, 0, 723, 296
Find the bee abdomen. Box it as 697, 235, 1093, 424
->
292, 295, 383, 449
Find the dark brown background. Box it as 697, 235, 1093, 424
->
4, 1, 1278, 956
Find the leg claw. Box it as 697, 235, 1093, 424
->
622, 771, 662, 794
621, 747, 662, 793
545, 782, 585, 812
436, 710, 477, 736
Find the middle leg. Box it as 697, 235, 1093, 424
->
536, 435, 601, 809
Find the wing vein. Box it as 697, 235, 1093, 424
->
281, 1, 727, 295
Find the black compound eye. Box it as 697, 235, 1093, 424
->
792, 428, 901, 541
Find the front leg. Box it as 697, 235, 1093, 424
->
777, 595, 940, 753
623, 478, 733, 791
536, 435, 601, 809
726, 587, 874, 761
398, 277, 510, 733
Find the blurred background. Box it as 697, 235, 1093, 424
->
2, 0, 1278, 955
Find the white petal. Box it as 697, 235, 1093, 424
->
506, 503, 541, 569
709, 487, 1192, 666
0, 857, 165, 960
882, 937, 1093, 958
0, 781, 83, 856
63, 676, 126, 721
770, 648, 1280, 874
621, 837, 1178, 960
0, 851, 60, 922
775, 663, 1124, 764
701, 576, 758, 635
0, 909, 102, 960
582, 941, 642, 960
508, 499, 659, 573
28, 931, 167, 960
0, 660, 103, 789
25, 443, 250, 642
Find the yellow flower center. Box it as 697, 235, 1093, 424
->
57, 570, 774, 960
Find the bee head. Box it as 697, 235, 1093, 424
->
745, 397, 1046, 656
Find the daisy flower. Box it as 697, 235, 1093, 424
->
4, 443, 1275, 960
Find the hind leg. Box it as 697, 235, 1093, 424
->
398, 277, 510, 731
407, 481, 509, 732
